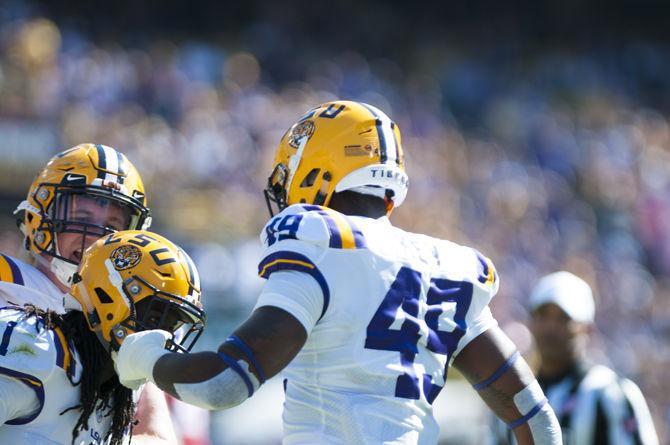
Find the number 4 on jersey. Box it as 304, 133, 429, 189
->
364, 267, 472, 404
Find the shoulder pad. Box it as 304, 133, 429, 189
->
260, 204, 366, 250
0, 254, 26, 286
433, 243, 499, 294
0, 254, 67, 312
0, 309, 75, 384
0, 282, 65, 312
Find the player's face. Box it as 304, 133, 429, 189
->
135, 298, 186, 333
56, 195, 130, 264
530, 303, 588, 363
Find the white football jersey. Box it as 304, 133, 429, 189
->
0, 254, 67, 312
257, 204, 499, 445
0, 307, 130, 444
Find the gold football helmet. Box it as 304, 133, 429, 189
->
15, 143, 151, 287
264, 101, 409, 216
70, 230, 206, 352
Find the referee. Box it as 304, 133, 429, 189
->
489, 271, 659, 445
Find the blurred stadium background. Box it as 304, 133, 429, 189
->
1, 1, 670, 443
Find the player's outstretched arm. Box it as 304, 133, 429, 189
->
114, 306, 307, 410
453, 326, 562, 445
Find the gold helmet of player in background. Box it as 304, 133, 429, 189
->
15, 143, 151, 287
264, 100, 409, 216
71, 230, 206, 352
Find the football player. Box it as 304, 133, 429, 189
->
0, 230, 206, 444
114, 101, 562, 444
2, 143, 151, 308
0, 144, 175, 443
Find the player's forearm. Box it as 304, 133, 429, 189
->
476, 376, 561, 445
152, 350, 261, 410
454, 328, 562, 444
510, 401, 562, 445
479, 371, 561, 445
116, 307, 307, 410
473, 355, 559, 437
152, 351, 226, 397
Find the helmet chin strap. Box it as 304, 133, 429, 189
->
49, 231, 79, 289
50, 256, 78, 289
32, 251, 77, 289
63, 292, 83, 310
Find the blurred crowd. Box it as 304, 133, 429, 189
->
1, 3, 670, 443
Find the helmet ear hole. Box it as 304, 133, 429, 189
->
94, 287, 114, 304
300, 168, 321, 188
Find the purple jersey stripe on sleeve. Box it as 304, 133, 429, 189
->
258, 251, 330, 321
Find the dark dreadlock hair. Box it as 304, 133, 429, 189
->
23, 305, 136, 445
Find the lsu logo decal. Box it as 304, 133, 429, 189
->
288, 120, 315, 148
110, 245, 142, 271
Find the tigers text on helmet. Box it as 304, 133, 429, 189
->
70, 230, 206, 353
15, 143, 152, 288
264, 101, 409, 216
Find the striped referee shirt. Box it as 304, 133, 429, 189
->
489, 361, 658, 445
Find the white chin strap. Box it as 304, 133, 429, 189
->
34, 251, 77, 290
50, 257, 78, 289
32, 252, 77, 289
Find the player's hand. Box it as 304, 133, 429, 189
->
113, 329, 172, 390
